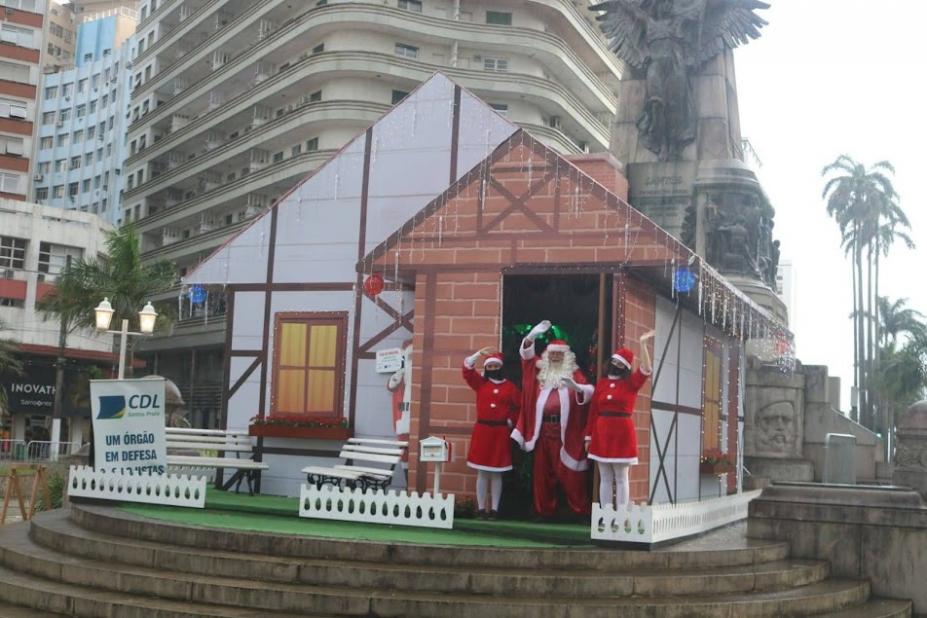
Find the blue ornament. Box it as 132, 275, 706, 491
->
673, 267, 696, 293
189, 285, 207, 305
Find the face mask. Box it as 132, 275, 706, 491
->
607, 363, 629, 379
484, 368, 504, 381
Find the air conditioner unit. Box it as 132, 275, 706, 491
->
9, 107, 26, 120
33, 173, 43, 181
6, 143, 23, 156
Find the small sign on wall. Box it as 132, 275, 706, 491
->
376, 348, 404, 374
90, 378, 167, 475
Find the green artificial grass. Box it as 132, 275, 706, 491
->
118, 488, 592, 548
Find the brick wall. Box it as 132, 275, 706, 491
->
374, 132, 679, 500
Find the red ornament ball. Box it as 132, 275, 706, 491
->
363, 273, 385, 297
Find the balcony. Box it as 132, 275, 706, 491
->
130, 3, 616, 136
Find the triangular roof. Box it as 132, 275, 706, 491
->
185, 73, 517, 285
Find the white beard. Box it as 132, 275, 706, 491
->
536, 350, 578, 390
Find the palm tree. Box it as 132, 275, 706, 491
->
879, 297, 926, 351
0, 322, 23, 420
822, 156, 905, 429
37, 225, 176, 378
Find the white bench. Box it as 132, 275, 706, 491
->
302, 438, 408, 492
165, 428, 267, 495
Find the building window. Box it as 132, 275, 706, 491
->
73, 129, 83, 143
0, 60, 30, 84
42, 111, 55, 125
484, 57, 508, 72
306, 137, 319, 152
309, 90, 322, 102
89, 99, 96, 113
87, 126, 95, 139
291, 144, 301, 156
69, 156, 80, 170
45, 86, 59, 100
82, 179, 91, 192
271, 313, 347, 418
84, 152, 92, 165
37, 242, 82, 282
398, 0, 422, 11
37, 161, 49, 174
0, 135, 23, 156
76, 104, 86, 118
77, 78, 87, 93
54, 159, 65, 172
35, 187, 48, 201
391, 90, 409, 104
68, 181, 79, 197
93, 175, 101, 189
1, 24, 33, 48
52, 185, 64, 198
0, 235, 26, 270
490, 102, 508, 116
394, 43, 418, 58
0, 172, 20, 194
56, 134, 69, 147
486, 10, 512, 25
40, 137, 53, 148
273, 151, 284, 163
312, 43, 324, 54
59, 108, 70, 121
61, 83, 73, 97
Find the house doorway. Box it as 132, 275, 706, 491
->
501, 273, 613, 385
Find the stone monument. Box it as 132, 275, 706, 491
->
894, 400, 927, 500
594, 0, 786, 322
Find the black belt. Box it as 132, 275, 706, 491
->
477, 419, 509, 427
542, 415, 561, 423
599, 411, 632, 418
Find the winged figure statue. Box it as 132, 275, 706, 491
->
592, 0, 769, 161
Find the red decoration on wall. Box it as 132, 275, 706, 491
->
363, 273, 385, 297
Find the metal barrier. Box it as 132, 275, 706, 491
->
1, 440, 82, 464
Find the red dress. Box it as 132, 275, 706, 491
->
584, 369, 650, 464
463, 365, 520, 471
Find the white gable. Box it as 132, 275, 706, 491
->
185, 73, 517, 286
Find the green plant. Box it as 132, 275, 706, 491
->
249, 416, 349, 429
700, 448, 734, 470
35, 467, 66, 511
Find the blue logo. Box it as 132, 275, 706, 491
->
97, 395, 127, 420
189, 285, 207, 305
673, 267, 697, 293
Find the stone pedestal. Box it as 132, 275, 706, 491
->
894, 400, 927, 500
749, 482, 926, 614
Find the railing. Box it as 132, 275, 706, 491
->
0, 440, 83, 464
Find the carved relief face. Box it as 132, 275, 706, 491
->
755, 401, 797, 454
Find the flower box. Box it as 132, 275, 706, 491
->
699, 461, 732, 475
248, 424, 352, 440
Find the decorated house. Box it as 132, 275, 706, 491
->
185, 74, 789, 503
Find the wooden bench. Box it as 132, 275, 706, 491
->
302, 438, 408, 492
165, 428, 267, 495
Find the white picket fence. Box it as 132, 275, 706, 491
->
67, 465, 207, 508
299, 484, 455, 529
591, 489, 761, 545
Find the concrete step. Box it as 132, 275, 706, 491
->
0, 600, 67, 618
0, 563, 317, 617
31, 510, 829, 598
0, 520, 871, 618
71, 503, 791, 571
816, 598, 912, 617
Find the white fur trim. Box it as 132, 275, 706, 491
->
639, 366, 653, 376
510, 427, 526, 449
483, 358, 503, 368
611, 354, 631, 369
560, 446, 590, 471
467, 461, 513, 472
520, 337, 536, 361
588, 454, 638, 464
574, 384, 594, 405
547, 343, 570, 352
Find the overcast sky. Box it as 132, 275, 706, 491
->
734, 0, 926, 410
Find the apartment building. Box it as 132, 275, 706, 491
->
126, 0, 622, 425
31, 14, 134, 222
0, 198, 113, 445
0, 0, 47, 200
44, 0, 76, 71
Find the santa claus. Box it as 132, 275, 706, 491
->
512, 320, 591, 517
462, 347, 521, 518
583, 332, 654, 509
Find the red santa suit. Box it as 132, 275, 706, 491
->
584, 348, 651, 463
463, 354, 520, 471
512, 339, 591, 517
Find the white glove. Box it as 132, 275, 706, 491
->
464, 351, 481, 369
561, 376, 582, 393
526, 320, 552, 342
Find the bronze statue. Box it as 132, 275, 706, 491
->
592, 0, 770, 161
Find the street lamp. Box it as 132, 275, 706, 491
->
94, 298, 158, 379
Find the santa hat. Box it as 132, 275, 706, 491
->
483, 353, 504, 368
546, 339, 570, 353
611, 347, 634, 369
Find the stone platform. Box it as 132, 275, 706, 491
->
0, 499, 913, 617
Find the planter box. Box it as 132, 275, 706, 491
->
699, 462, 733, 475
248, 425, 352, 440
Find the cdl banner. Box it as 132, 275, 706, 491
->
90, 378, 167, 475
